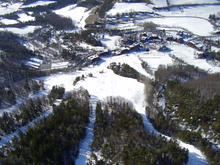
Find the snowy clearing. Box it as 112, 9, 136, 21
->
151, 0, 168, 7
18, 13, 35, 22
21, 0, 56, 8
106, 2, 154, 16
156, 5, 220, 19
0, 18, 18, 25
170, 43, 220, 73
168, 0, 220, 5
138, 17, 215, 36
137, 51, 174, 72
0, 2, 22, 15
100, 35, 122, 50
54, 5, 92, 29
0, 25, 41, 35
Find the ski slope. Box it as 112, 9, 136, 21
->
0, 26, 213, 165
41, 51, 208, 165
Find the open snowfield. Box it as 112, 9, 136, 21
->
18, 13, 35, 22
151, 0, 220, 7
139, 17, 215, 36
0, 25, 41, 35
100, 35, 122, 50
0, 18, 18, 25
137, 50, 174, 72
156, 5, 220, 19
106, 2, 153, 16
168, 0, 220, 5
170, 43, 220, 73
21, 0, 56, 8
54, 5, 93, 29
0, 2, 22, 15
151, 0, 168, 7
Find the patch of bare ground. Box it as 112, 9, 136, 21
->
85, 6, 100, 25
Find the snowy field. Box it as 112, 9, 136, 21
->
21, 0, 56, 8
106, 2, 153, 16
168, 0, 220, 5
0, 25, 41, 35
18, 13, 35, 22
151, 0, 220, 7
0, 2, 22, 15
139, 17, 215, 36
0, 13, 34, 25
100, 35, 122, 50
151, 0, 168, 7
170, 43, 220, 73
54, 5, 93, 29
0, 18, 18, 25
156, 5, 220, 19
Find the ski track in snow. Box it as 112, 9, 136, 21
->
75, 95, 97, 165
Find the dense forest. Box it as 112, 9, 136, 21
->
0, 88, 91, 165
145, 63, 220, 165
88, 96, 188, 165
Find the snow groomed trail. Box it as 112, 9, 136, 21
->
75, 95, 97, 165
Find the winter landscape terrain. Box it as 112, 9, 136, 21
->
0, 0, 220, 164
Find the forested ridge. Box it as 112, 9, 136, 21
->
88, 96, 188, 165
146, 63, 220, 165
0, 88, 91, 165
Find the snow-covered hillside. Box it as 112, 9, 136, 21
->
0, 0, 219, 164
168, 0, 220, 5
54, 5, 92, 29
0, 25, 41, 35
41, 50, 208, 165
106, 2, 153, 16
